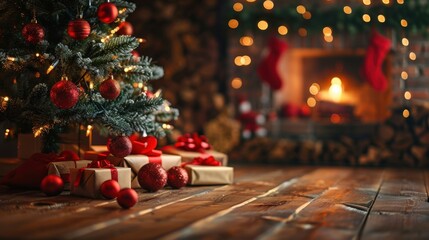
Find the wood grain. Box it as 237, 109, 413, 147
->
361, 169, 429, 240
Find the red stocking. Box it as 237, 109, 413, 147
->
257, 37, 288, 90
361, 30, 391, 92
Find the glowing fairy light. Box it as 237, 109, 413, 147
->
154, 89, 162, 98
403, 109, 410, 118
46, 59, 59, 74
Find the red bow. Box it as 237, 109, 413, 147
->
73, 160, 118, 188
130, 135, 162, 164
175, 133, 211, 152
182, 155, 221, 167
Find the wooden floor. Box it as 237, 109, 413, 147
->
1, 166, 429, 239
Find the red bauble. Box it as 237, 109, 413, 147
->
117, 188, 138, 209
40, 175, 64, 196
167, 166, 188, 189
100, 180, 121, 199
107, 136, 132, 157
50, 78, 79, 109
97, 2, 118, 24
131, 50, 140, 62
59, 150, 80, 161
22, 22, 45, 44
117, 21, 133, 35
138, 163, 167, 192
68, 19, 91, 40
99, 76, 121, 100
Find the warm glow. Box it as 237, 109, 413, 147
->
233, 3, 243, 12
258, 20, 268, 30
382, 0, 390, 4
35, 72, 41, 78
303, 11, 312, 20
330, 114, 341, 124
231, 78, 243, 89
246, 0, 256, 2
307, 97, 317, 107
242, 55, 251, 65
404, 91, 412, 100
362, 14, 371, 22
138, 82, 143, 88
329, 77, 343, 102
323, 27, 332, 36
240, 36, 254, 46
263, 0, 274, 10
35, 53, 40, 57
343, 6, 352, 14
228, 19, 239, 29
409, 52, 416, 61
162, 123, 173, 130
363, 0, 371, 5
3, 97, 9, 102
278, 26, 288, 35
401, 19, 408, 27
403, 109, 410, 118
402, 38, 409, 46
309, 83, 320, 95
4, 129, 10, 138
378, 14, 385, 23
324, 35, 333, 43
298, 28, 307, 37
401, 71, 408, 80
234, 56, 242, 66
397, 0, 404, 4
296, 5, 306, 14
86, 125, 93, 137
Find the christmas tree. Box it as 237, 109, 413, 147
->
0, 0, 178, 152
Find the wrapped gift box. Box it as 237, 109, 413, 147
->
107, 154, 181, 188
70, 167, 131, 199
47, 160, 91, 190
162, 146, 228, 166
184, 165, 233, 185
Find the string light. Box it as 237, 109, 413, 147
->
34, 127, 44, 137
118, 8, 127, 14
263, 0, 274, 10
4, 129, 10, 138
162, 123, 173, 130
324, 35, 333, 43
404, 91, 412, 100
298, 28, 307, 37
343, 6, 352, 14
35, 72, 41, 78
138, 82, 143, 89
403, 109, 410, 118
401, 19, 408, 27
240, 36, 254, 46
323, 27, 332, 36
397, 0, 404, 4
233, 3, 243, 12
401, 71, 408, 80
46, 59, 59, 74
278, 26, 288, 35
228, 19, 239, 29
154, 89, 162, 98
1, 96, 9, 110
257, 20, 268, 30
231, 77, 243, 89
7, 56, 16, 62
330, 114, 341, 123
362, 14, 371, 22
303, 11, 312, 20
402, 38, 409, 46
296, 5, 306, 14
382, 0, 390, 4
307, 97, 316, 107
309, 83, 320, 95
377, 14, 386, 23
137, 38, 146, 43
89, 81, 94, 89
363, 0, 371, 6
35, 53, 40, 57
409, 52, 416, 61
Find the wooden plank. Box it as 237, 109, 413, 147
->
163, 168, 383, 240
80, 168, 345, 240
0, 167, 312, 239
361, 169, 429, 240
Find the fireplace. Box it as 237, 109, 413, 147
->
274, 48, 392, 123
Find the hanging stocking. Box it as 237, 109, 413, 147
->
361, 30, 392, 92
257, 37, 288, 90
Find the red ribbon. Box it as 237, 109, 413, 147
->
73, 160, 118, 188
182, 155, 221, 167
130, 135, 162, 164
174, 133, 211, 152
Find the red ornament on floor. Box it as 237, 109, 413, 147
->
167, 166, 188, 189
107, 136, 132, 157
138, 163, 167, 192
99, 76, 121, 100
50, 77, 79, 109
59, 150, 80, 161
117, 188, 138, 209
40, 175, 64, 196
97, 2, 118, 24
22, 22, 44, 44
117, 21, 133, 35
68, 18, 91, 40
100, 180, 121, 199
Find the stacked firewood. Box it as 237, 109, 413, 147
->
230, 104, 429, 167
129, 0, 225, 133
